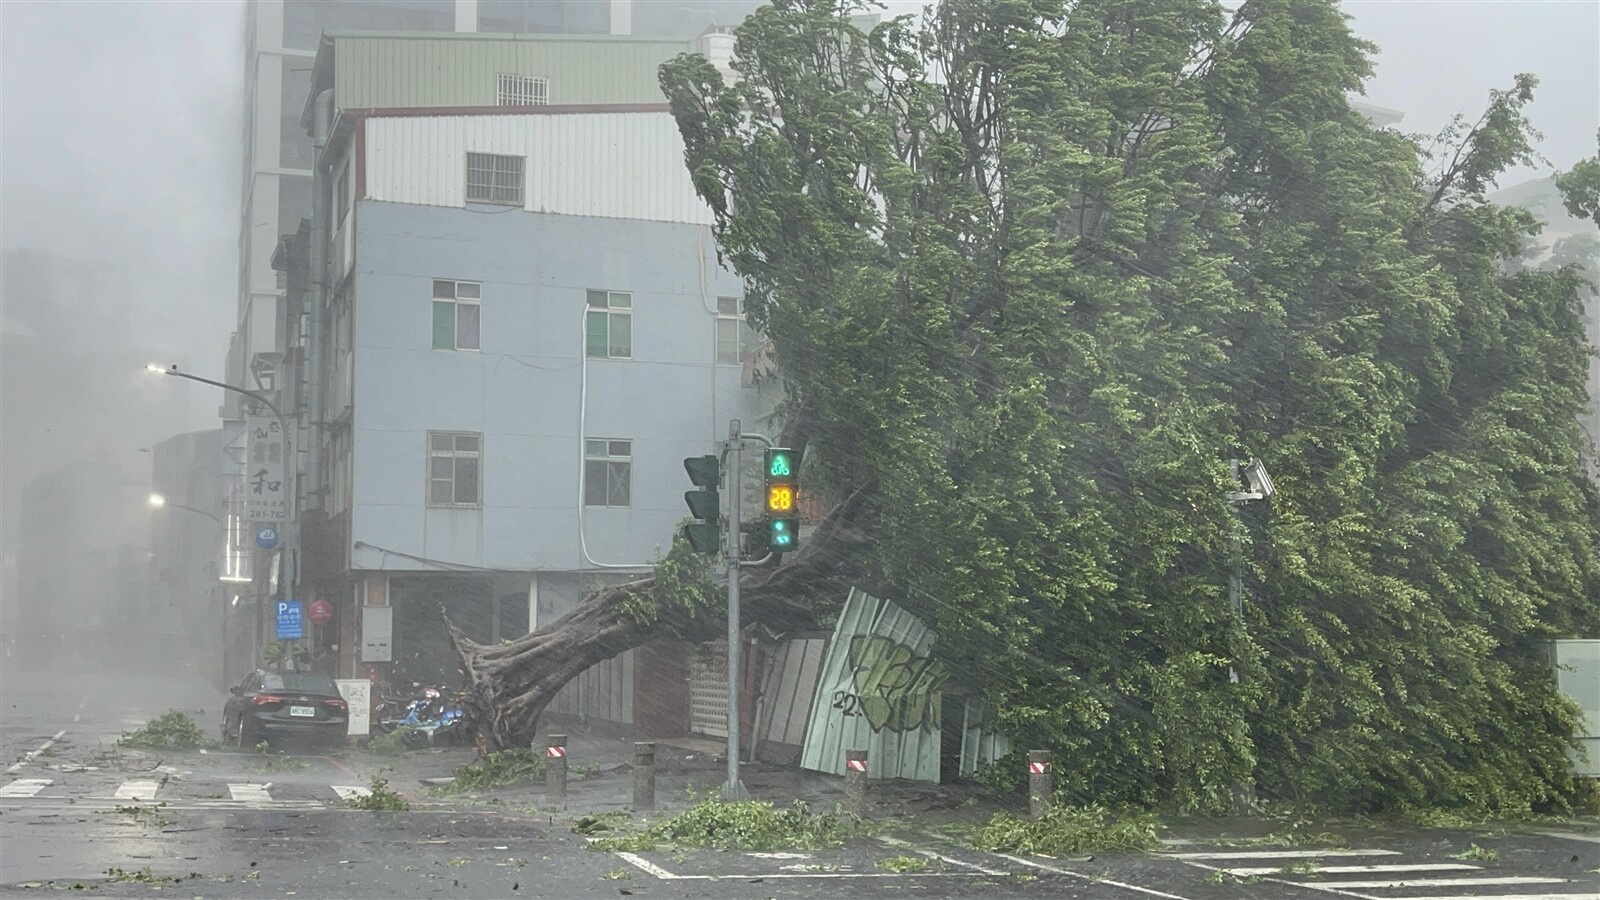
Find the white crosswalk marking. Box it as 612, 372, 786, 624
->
113, 780, 159, 801
331, 785, 370, 802
1166, 849, 1401, 860
1316, 876, 1573, 890
227, 783, 273, 803
0, 778, 51, 797
1375, 894, 1597, 900
1222, 863, 1480, 877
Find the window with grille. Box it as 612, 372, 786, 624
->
497, 73, 549, 106
715, 296, 757, 364
585, 289, 632, 359
584, 439, 632, 507
431, 279, 481, 351
428, 432, 482, 507
466, 152, 524, 205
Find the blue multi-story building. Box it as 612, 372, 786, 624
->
276, 31, 770, 730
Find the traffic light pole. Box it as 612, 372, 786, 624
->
721, 419, 773, 802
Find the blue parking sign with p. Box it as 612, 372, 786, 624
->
276, 600, 304, 640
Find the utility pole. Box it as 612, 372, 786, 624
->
723, 420, 746, 800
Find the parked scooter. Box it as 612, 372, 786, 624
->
377, 684, 470, 748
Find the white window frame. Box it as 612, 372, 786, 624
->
432, 279, 481, 351
465, 152, 524, 205
428, 431, 483, 508
497, 73, 549, 106
584, 438, 632, 508
585, 289, 633, 359
715, 296, 755, 364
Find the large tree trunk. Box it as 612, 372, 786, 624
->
446, 491, 873, 751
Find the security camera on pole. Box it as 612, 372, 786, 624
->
1225, 456, 1275, 814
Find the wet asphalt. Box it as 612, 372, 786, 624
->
1, 641, 1596, 899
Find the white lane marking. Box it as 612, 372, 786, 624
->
876, 835, 1007, 875
1373, 895, 1598, 900
1531, 830, 1600, 844
614, 852, 700, 880
1164, 849, 1401, 860
1223, 863, 1480, 877
0, 779, 53, 797
736, 873, 985, 879
331, 785, 370, 801
72, 714, 80, 723
1319, 876, 1573, 889
1173, 859, 1374, 898
112, 781, 159, 801
228, 783, 274, 803
6, 730, 67, 774
990, 852, 1197, 899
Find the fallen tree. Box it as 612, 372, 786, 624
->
446, 489, 873, 751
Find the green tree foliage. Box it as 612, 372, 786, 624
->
661, 0, 1600, 814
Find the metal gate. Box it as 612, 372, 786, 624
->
687, 640, 728, 738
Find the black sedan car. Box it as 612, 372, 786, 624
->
222, 669, 349, 749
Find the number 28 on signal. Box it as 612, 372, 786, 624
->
766, 485, 795, 512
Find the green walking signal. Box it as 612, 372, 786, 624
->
762, 448, 800, 553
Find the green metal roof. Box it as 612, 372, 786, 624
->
305, 30, 696, 123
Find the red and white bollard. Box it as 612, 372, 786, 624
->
1028, 750, 1053, 819
844, 749, 868, 816
545, 734, 568, 806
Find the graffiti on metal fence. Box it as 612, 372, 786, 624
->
836, 634, 947, 733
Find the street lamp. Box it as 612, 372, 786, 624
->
145, 363, 297, 669
149, 490, 230, 688
144, 363, 294, 594
148, 492, 224, 527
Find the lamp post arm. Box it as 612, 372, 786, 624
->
165, 502, 224, 528
158, 367, 284, 421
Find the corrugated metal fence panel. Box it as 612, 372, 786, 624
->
758, 637, 827, 750
364, 113, 713, 225
688, 640, 729, 738
336, 36, 691, 110
958, 699, 1010, 778
799, 589, 944, 782
549, 648, 635, 725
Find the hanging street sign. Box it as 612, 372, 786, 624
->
246, 414, 287, 523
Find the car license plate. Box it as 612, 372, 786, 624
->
289, 705, 315, 718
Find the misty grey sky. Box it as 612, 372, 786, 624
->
1, 0, 1595, 470
1345, 0, 1599, 181
2, 0, 244, 449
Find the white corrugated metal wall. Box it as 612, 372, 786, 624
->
755, 636, 828, 765
363, 112, 714, 225
799, 589, 945, 782
548, 649, 635, 726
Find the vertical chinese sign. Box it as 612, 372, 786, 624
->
246, 414, 287, 523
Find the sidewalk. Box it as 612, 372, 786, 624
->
339, 723, 1009, 826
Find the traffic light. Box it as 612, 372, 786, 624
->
681, 455, 721, 555
763, 448, 800, 553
